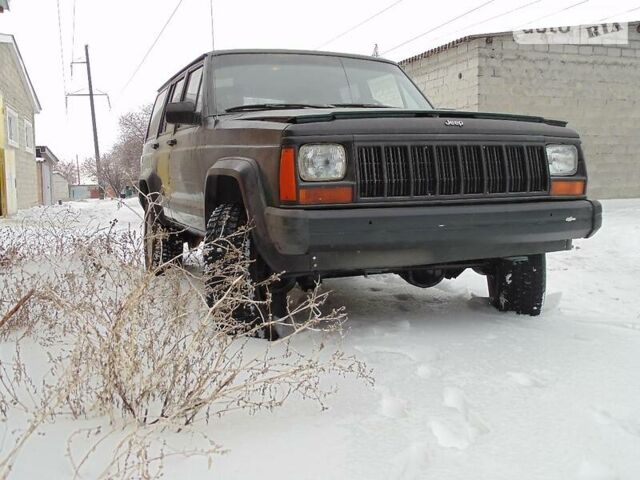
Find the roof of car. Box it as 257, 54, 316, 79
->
158, 49, 397, 91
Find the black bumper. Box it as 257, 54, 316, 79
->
259, 200, 602, 275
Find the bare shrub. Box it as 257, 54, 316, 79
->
0, 201, 371, 479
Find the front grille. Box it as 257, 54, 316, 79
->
356, 144, 549, 199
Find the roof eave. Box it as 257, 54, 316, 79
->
0, 33, 42, 113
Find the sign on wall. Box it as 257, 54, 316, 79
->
514, 23, 629, 45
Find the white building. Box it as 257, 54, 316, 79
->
0, 33, 42, 216
401, 21, 640, 199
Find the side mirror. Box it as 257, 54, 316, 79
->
165, 101, 200, 125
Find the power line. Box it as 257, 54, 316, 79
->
599, 5, 640, 22
414, 0, 544, 50
118, 0, 184, 98
458, 0, 544, 34
70, 0, 77, 67
315, 0, 405, 50
515, 0, 590, 29
56, 0, 67, 95
382, 0, 498, 55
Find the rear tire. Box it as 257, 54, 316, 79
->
203, 203, 282, 340
144, 204, 184, 271
486, 254, 546, 316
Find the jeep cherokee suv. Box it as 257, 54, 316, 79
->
140, 49, 602, 326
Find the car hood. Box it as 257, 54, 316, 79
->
227, 108, 579, 139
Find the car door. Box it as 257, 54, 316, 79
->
156, 76, 185, 219
141, 87, 168, 201
166, 64, 204, 229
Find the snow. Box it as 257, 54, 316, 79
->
2, 198, 640, 479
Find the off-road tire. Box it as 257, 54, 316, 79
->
203, 203, 282, 340
144, 205, 184, 271
486, 254, 546, 316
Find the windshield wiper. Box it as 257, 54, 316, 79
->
224, 103, 331, 112
329, 103, 393, 108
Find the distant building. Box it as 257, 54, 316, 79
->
35, 145, 70, 204
52, 172, 70, 203
400, 21, 640, 199
70, 184, 101, 201
0, 33, 42, 216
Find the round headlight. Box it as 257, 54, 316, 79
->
546, 144, 578, 176
298, 144, 346, 181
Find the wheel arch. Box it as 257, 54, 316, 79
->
203, 157, 263, 223
203, 158, 279, 270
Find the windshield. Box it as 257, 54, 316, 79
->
211, 53, 432, 113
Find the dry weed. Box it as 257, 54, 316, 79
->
0, 200, 371, 479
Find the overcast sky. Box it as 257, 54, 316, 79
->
1, 0, 638, 163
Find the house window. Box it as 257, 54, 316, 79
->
24, 119, 34, 153
6, 107, 19, 148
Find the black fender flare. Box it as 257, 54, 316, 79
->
204, 158, 281, 270
138, 172, 165, 216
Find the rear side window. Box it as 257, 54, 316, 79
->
171, 78, 186, 102
160, 78, 185, 134
146, 89, 168, 140
184, 66, 203, 108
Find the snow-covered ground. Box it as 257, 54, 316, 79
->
2, 198, 640, 479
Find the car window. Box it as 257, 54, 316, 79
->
211, 53, 431, 113
146, 89, 168, 140
184, 66, 203, 108
160, 78, 185, 134
171, 78, 186, 103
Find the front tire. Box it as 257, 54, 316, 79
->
203, 203, 283, 339
486, 254, 546, 316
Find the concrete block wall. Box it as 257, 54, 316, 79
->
401, 39, 482, 111
477, 24, 640, 199
401, 22, 640, 199
0, 43, 38, 210
52, 172, 70, 203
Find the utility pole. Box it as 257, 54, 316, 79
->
84, 45, 102, 195
76, 154, 80, 184
68, 44, 110, 197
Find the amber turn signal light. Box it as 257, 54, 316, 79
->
299, 186, 353, 205
279, 147, 297, 202
550, 179, 585, 196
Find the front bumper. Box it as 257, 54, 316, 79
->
260, 199, 602, 274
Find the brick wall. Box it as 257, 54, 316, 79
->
402, 39, 482, 111
0, 43, 38, 210
401, 22, 640, 199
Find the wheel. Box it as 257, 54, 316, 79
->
143, 204, 184, 271
486, 254, 546, 316
203, 203, 284, 339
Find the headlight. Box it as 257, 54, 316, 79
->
298, 144, 346, 181
546, 144, 578, 176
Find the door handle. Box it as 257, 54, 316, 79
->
167, 139, 177, 146
151, 142, 159, 149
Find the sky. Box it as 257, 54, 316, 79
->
0, 0, 638, 163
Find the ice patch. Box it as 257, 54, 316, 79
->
393, 442, 429, 480
443, 387, 467, 415
591, 408, 640, 438
508, 372, 544, 387
576, 459, 619, 480
416, 364, 434, 379
429, 419, 471, 450
379, 393, 409, 418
